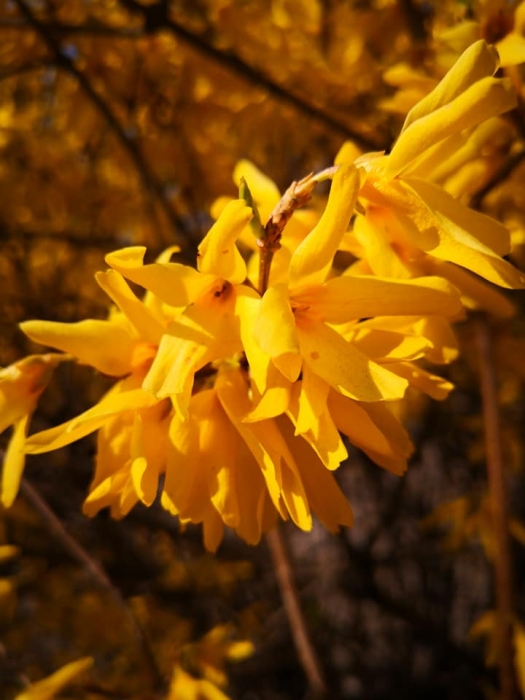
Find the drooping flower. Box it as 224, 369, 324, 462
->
340, 41, 525, 318
106, 200, 260, 419
240, 164, 463, 420
0, 353, 63, 507
162, 364, 354, 552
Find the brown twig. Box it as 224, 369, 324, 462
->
474, 315, 516, 700
266, 529, 327, 698
258, 170, 329, 697
19, 478, 165, 693
257, 166, 337, 294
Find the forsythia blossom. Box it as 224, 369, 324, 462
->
1, 40, 523, 551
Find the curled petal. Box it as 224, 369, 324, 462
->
96, 270, 165, 343
289, 164, 361, 289
1, 415, 29, 508
387, 75, 516, 179
198, 199, 251, 283
401, 40, 500, 133
106, 246, 210, 307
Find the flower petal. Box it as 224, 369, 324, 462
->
25, 383, 157, 454
1, 415, 29, 507
294, 274, 463, 323
387, 75, 516, 179
21, 319, 137, 376
255, 285, 301, 382
296, 315, 408, 401
401, 40, 500, 133
329, 392, 413, 474
96, 270, 165, 343
289, 164, 361, 288
197, 199, 251, 283
106, 246, 210, 307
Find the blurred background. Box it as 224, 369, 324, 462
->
1, 1, 525, 698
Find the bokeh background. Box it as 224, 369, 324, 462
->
1, 1, 525, 698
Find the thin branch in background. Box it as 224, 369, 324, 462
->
0, 19, 141, 39
12, 0, 190, 248
118, 0, 384, 151
474, 315, 517, 700
19, 478, 165, 694
470, 149, 525, 210
266, 528, 327, 699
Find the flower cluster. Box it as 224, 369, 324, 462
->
1, 40, 523, 551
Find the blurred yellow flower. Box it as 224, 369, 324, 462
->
14, 657, 93, 700
0, 354, 62, 507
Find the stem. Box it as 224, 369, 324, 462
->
266, 528, 327, 698
474, 315, 516, 700
19, 479, 164, 692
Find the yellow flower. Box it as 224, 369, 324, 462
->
211, 159, 321, 285
106, 200, 260, 419
341, 41, 524, 317
14, 657, 93, 700
0, 354, 62, 507
440, 1, 525, 68
163, 364, 354, 551
22, 268, 172, 514
167, 667, 230, 700
241, 165, 463, 417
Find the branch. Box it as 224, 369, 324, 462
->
0, 19, 140, 38
474, 315, 517, 700
470, 149, 525, 210
12, 0, 190, 247
19, 478, 165, 693
266, 528, 327, 698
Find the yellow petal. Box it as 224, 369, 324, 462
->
497, 32, 525, 67
244, 365, 292, 421
0, 355, 60, 433
350, 327, 431, 362
401, 40, 500, 133
95, 270, 165, 343
278, 415, 353, 531
329, 392, 413, 474
14, 658, 93, 700
25, 385, 157, 454
255, 285, 301, 382
294, 274, 462, 322
296, 315, 408, 401
235, 286, 268, 393
351, 213, 414, 278
106, 246, 210, 307
215, 369, 283, 513
143, 290, 242, 410
130, 416, 160, 507
233, 159, 280, 204
294, 365, 329, 438
426, 258, 516, 319
197, 199, 251, 283
405, 177, 510, 256
387, 75, 516, 179
164, 394, 210, 521
21, 319, 137, 376
1, 415, 29, 507
387, 362, 454, 400
289, 164, 361, 288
